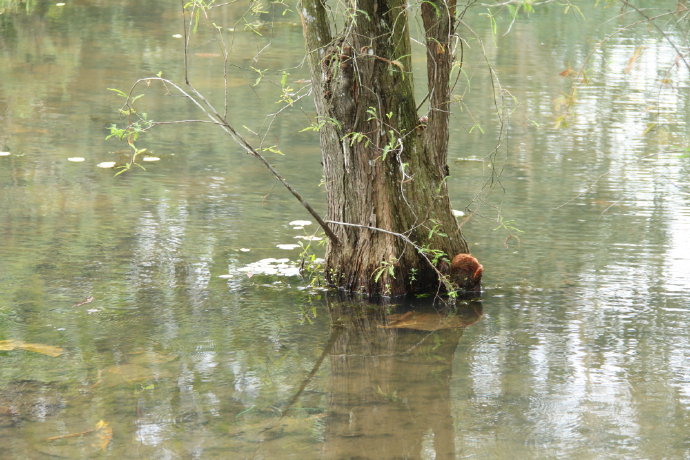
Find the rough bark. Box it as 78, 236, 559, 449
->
300, 0, 471, 297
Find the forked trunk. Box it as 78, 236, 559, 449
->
300, 0, 471, 297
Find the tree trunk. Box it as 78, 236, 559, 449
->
300, 0, 470, 297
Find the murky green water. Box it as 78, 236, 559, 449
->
1, 1, 689, 458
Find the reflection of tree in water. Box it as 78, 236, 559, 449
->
322, 301, 482, 459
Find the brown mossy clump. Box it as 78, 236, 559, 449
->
449, 253, 483, 293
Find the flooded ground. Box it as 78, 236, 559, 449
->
1, 0, 689, 458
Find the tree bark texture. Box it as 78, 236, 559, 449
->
300, 0, 470, 297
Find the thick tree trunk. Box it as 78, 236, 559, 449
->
300, 0, 470, 297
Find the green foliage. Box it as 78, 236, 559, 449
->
260, 145, 284, 155
362, 107, 401, 161
183, 0, 216, 32
376, 385, 402, 403
419, 246, 447, 266
373, 259, 397, 283
278, 71, 296, 106
106, 88, 155, 175
493, 215, 523, 248
480, 9, 498, 36
250, 67, 268, 87
243, 19, 264, 36
249, 0, 268, 16
381, 130, 398, 161
426, 220, 448, 240
298, 238, 327, 288
343, 131, 371, 147
108, 88, 144, 116
493, 216, 522, 233
481, 0, 583, 37
468, 123, 484, 134
299, 117, 342, 133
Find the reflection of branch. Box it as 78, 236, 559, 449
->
279, 326, 343, 418
617, 0, 689, 72
248, 325, 342, 458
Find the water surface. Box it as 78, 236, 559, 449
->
1, 1, 689, 458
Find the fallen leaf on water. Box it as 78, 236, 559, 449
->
0, 340, 64, 357
45, 420, 112, 451
73, 296, 94, 307
559, 68, 576, 77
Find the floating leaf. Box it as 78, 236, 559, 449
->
73, 296, 94, 307
0, 340, 64, 357
294, 235, 322, 241
276, 243, 300, 250
235, 258, 300, 277
288, 220, 312, 227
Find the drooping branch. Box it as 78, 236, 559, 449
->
119, 76, 340, 246
174, 3, 341, 245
